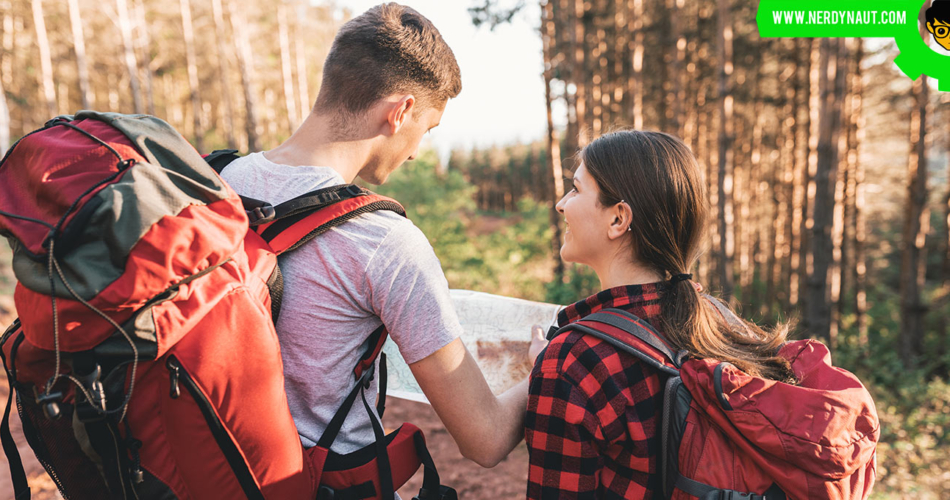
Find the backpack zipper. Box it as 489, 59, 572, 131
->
165, 356, 264, 500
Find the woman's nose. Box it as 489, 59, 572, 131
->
555, 195, 566, 213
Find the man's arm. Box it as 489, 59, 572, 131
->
409, 338, 529, 468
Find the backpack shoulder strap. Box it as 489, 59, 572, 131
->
256, 185, 406, 255
552, 309, 681, 376
204, 149, 240, 174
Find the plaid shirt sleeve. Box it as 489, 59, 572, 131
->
525, 331, 660, 500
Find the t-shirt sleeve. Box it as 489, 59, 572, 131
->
363, 219, 462, 364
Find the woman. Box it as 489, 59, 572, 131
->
524, 130, 796, 499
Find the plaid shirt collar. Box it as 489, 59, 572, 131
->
557, 282, 667, 327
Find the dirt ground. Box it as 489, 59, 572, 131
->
0, 382, 528, 500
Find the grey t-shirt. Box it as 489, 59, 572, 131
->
222, 152, 461, 452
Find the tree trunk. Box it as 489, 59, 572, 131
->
228, 0, 261, 151
211, 0, 237, 148
716, 0, 734, 301
573, 0, 588, 146
542, 0, 565, 283
851, 39, 868, 347
900, 10, 932, 366
0, 75, 9, 155
805, 38, 846, 345
31, 0, 56, 117
116, 0, 144, 113
294, 3, 311, 122
180, 0, 203, 150
630, 0, 644, 130
67, 0, 93, 109
133, 0, 155, 115
278, 2, 299, 132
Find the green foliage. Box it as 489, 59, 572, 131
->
371, 150, 558, 302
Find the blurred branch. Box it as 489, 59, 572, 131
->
468, 0, 526, 30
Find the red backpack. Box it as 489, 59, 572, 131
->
549, 301, 880, 500
0, 112, 454, 500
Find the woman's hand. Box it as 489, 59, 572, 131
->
529, 325, 549, 363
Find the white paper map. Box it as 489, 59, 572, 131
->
382, 289, 563, 404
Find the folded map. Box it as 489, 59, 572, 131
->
381, 289, 564, 404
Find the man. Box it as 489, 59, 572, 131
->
220, 1, 533, 482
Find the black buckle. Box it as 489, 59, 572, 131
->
316, 486, 335, 500
247, 205, 276, 225
344, 185, 363, 197
717, 491, 755, 500
414, 486, 458, 500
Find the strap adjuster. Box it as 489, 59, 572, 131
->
344, 185, 363, 197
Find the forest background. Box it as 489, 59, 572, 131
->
1, 0, 949, 497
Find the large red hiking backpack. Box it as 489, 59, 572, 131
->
0, 112, 454, 500
548, 301, 880, 500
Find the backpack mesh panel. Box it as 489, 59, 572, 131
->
17, 390, 111, 499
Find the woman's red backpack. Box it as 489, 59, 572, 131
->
0, 112, 453, 500
548, 302, 880, 500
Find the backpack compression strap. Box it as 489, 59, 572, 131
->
1, 322, 30, 500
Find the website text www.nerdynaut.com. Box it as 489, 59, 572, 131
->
771, 10, 907, 26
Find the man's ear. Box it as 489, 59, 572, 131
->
928, 21, 935, 35
387, 95, 416, 135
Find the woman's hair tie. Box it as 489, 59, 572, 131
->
669, 273, 692, 285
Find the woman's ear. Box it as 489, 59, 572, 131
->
606, 201, 632, 240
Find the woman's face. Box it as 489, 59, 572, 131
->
555, 161, 618, 266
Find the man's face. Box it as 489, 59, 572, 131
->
360, 100, 445, 185
928, 20, 950, 50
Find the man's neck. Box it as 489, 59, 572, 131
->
262, 112, 373, 183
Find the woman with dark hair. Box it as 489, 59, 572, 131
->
524, 130, 798, 499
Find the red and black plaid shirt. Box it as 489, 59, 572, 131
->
525, 283, 667, 499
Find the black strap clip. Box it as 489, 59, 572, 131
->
316, 485, 335, 500
344, 185, 363, 197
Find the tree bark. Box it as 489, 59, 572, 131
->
630, 0, 644, 130
180, 0, 203, 150
116, 0, 144, 113
31, 0, 56, 117
211, 0, 237, 148
228, 0, 261, 151
900, 11, 932, 366
716, 0, 735, 301
67, 0, 93, 109
133, 0, 155, 115
542, 0, 565, 283
851, 39, 868, 347
805, 38, 846, 344
278, 2, 299, 132
0, 75, 9, 156
294, 3, 311, 122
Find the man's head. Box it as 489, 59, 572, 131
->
927, 1, 950, 50
314, 3, 461, 184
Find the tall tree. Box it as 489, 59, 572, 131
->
278, 2, 299, 132
67, 0, 93, 109
228, 0, 261, 151
211, 0, 237, 148
716, 0, 735, 300
31, 0, 56, 117
133, 0, 155, 115
294, 3, 312, 122
900, 6, 932, 365
542, 0, 565, 282
116, 0, 144, 113
180, 0, 203, 149
805, 39, 846, 344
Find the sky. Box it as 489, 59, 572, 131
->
328, 1, 551, 156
